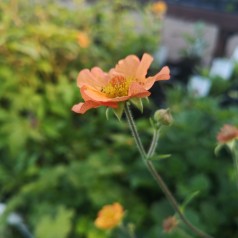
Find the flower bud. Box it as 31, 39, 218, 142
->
163, 216, 178, 233
217, 124, 238, 144
154, 108, 173, 126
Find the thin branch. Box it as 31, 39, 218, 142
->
124, 102, 214, 238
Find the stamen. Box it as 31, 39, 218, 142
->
102, 76, 132, 98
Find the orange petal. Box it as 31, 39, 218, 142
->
83, 83, 150, 103
144, 66, 170, 90
72, 101, 118, 114
113, 55, 140, 78
155, 66, 170, 81
72, 101, 101, 114
135, 53, 153, 80
106, 95, 131, 102
83, 87, 110, 101
83, 87, 131, 102
77, 67, 108, 90
144, 77, 156, 90
80, 85, 96, 101
91, 67, 110, 85
128, 82, 151, 98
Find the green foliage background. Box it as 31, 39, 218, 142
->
0, 0, 238, 238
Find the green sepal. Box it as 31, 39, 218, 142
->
147, 154, 171, 161
215, 141, 236, 155
214, 143, 224, 156
130, 98, 143, 113
149, 116, 161, 130
149, 117, 155, 129
145, 97, 149, 103
105, 108, 110, 120
112, 102, 125, 121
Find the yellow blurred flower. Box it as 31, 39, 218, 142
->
77, 31, 90, 48
151, 1, 167, 15
95, 203, 124, 230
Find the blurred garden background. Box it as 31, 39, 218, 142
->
0, 0, 238, 237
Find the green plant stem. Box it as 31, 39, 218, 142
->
231, 144, 238, 188
124, 103, 147, 159
124, 103, 214, 238
119, 223, 136, 238
147, 126, 160, 158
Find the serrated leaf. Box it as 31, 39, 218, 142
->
130, 98, 143, 113
112, 102, 125, 121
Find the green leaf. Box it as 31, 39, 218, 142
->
147, 154, 171, 161
130, 98, 143, 113
112, 102, 125, 121
35, 206, 74, 238
9, 42, 40, 60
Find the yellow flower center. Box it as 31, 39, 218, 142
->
102, 76, 132, 98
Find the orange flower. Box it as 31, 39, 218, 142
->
72, 53, 170, 114
163, 216, 178, 233
217, 124, 238, 143
151, 1, 167, 15
94, 203, 124, 230
77, 31, 90, 48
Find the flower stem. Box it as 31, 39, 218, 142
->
124, 102, 147, 159
231, 144, 238, 188
124, 103, 213, 238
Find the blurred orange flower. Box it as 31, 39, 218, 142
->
217, 124, 238, 143
163, 216, 178, 233
95, 203, 124, 230
151, 1, 167, 15
72, 53, 170, 114
77, 31, 90, 48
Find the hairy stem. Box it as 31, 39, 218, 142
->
231, 144, 238, 188
124, 102, 213, 238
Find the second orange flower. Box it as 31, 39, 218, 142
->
95, 203, 124, 230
